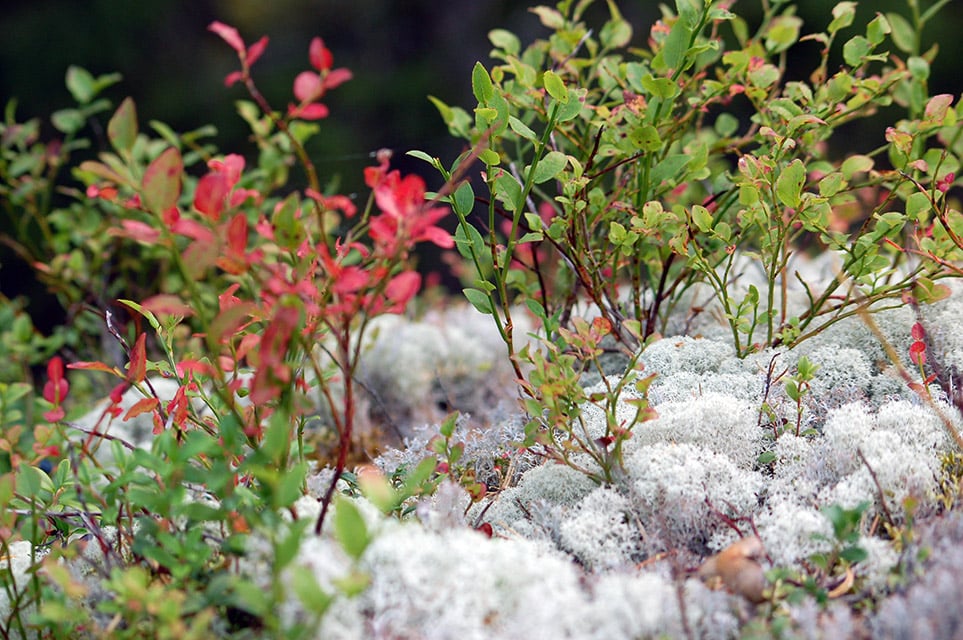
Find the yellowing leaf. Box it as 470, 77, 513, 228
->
142, 147, 183, 215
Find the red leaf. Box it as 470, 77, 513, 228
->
142, 147, 183, 215
109, 383, 128, 404
176, 359, 214, 378
226, 213, 248, 254
323, 68, 353, 90
309, 37, 333, 71
68, 361, 119, 374
194, 172, 230, 220
305, 190, 357, 218
112, 220, 162, 244
209, 302, 258, 346
909, 341, 927, 366
385, 271, 421, 310
43, 407, 65, 423
46, 356, 64, 386
141, 294, 194, 318
224, 71, 243, 87
128, 333, 147, 383
208, 21, 245, 54
911, 322, 926, 341
42, 378, 69, 404
247, 36, 269, 66
124, 397, 159, 421
288, 102, 329, 120
171, 218, 215, 243
293, 72, 323, 102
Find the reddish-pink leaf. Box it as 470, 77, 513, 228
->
224, 71, 243, 87
176, 359, 215, 378
42, 378, 68, 405
289, 102, 329, 120
247, 36, 269, 66
128, 333, 147, 383
332, 265, 370, 295
209, 302, 258, 346
124, 397, 159, 421
141, 294, 194, 318
109, 383, 128, 404
385, 271, 421, 309
910, 341, 927, 366
111, 220, 162, 244
43, 407, 65, 423
208, 154, 245, 186
293, 72, 323, 102
171, 219, 215, 243
68, 361, 119, 374
208, 21, 245, 54
142, 147, 183, 215
323, 68, 353, 90
911, 322, 926, 341
194, 172, 230, 220
226, 213, 248, 254
309, 37, 333, 71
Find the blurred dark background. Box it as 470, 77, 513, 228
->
1, 0, 960, 336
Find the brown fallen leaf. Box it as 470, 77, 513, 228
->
697, 535, 768, 603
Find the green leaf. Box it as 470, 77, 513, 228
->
399, 457, 439, 498
65, 66, 96, 104
629, 123, 662, 152
531, 151, 567, 184
818, 172, 847, 197
494, 173, 522, 211
277, 462, 308, 508
406, 149, 437, 166
142, 147, 183, 214
866, 13, 891, 46
765, 15, 802, 54
691, 204, 712, 232
775, 159, 806, 209
530, 6, 565, 29
51, 109, 85, 135
648, 154, 689, 187
333, 497, 370, 560
600, 1, 632, 49
463, 288, 493, 315
609, 221, 627, 245
886, 12, 915, 54
439, 412, 458, 438
108, 98, 138, 155
479, 148, 500, 165
843, 35, 872, 67
472, 62, 494, 105
454, 222, 486, 261
117, 299, 161, 333
508, 116, 537, 141
640, 74, 679, 99
453, 181, 475, 215
840, 155, 874, 179
661, 16, 692, 71
556, 88, 584, 122
543, 70, 568, 103
905, 191, 932, 221
907, 56, 929, 81
714, 113, 739, 137
290, 565, 333, 615
489, 29, 521, 56
828, 2, 857, 35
